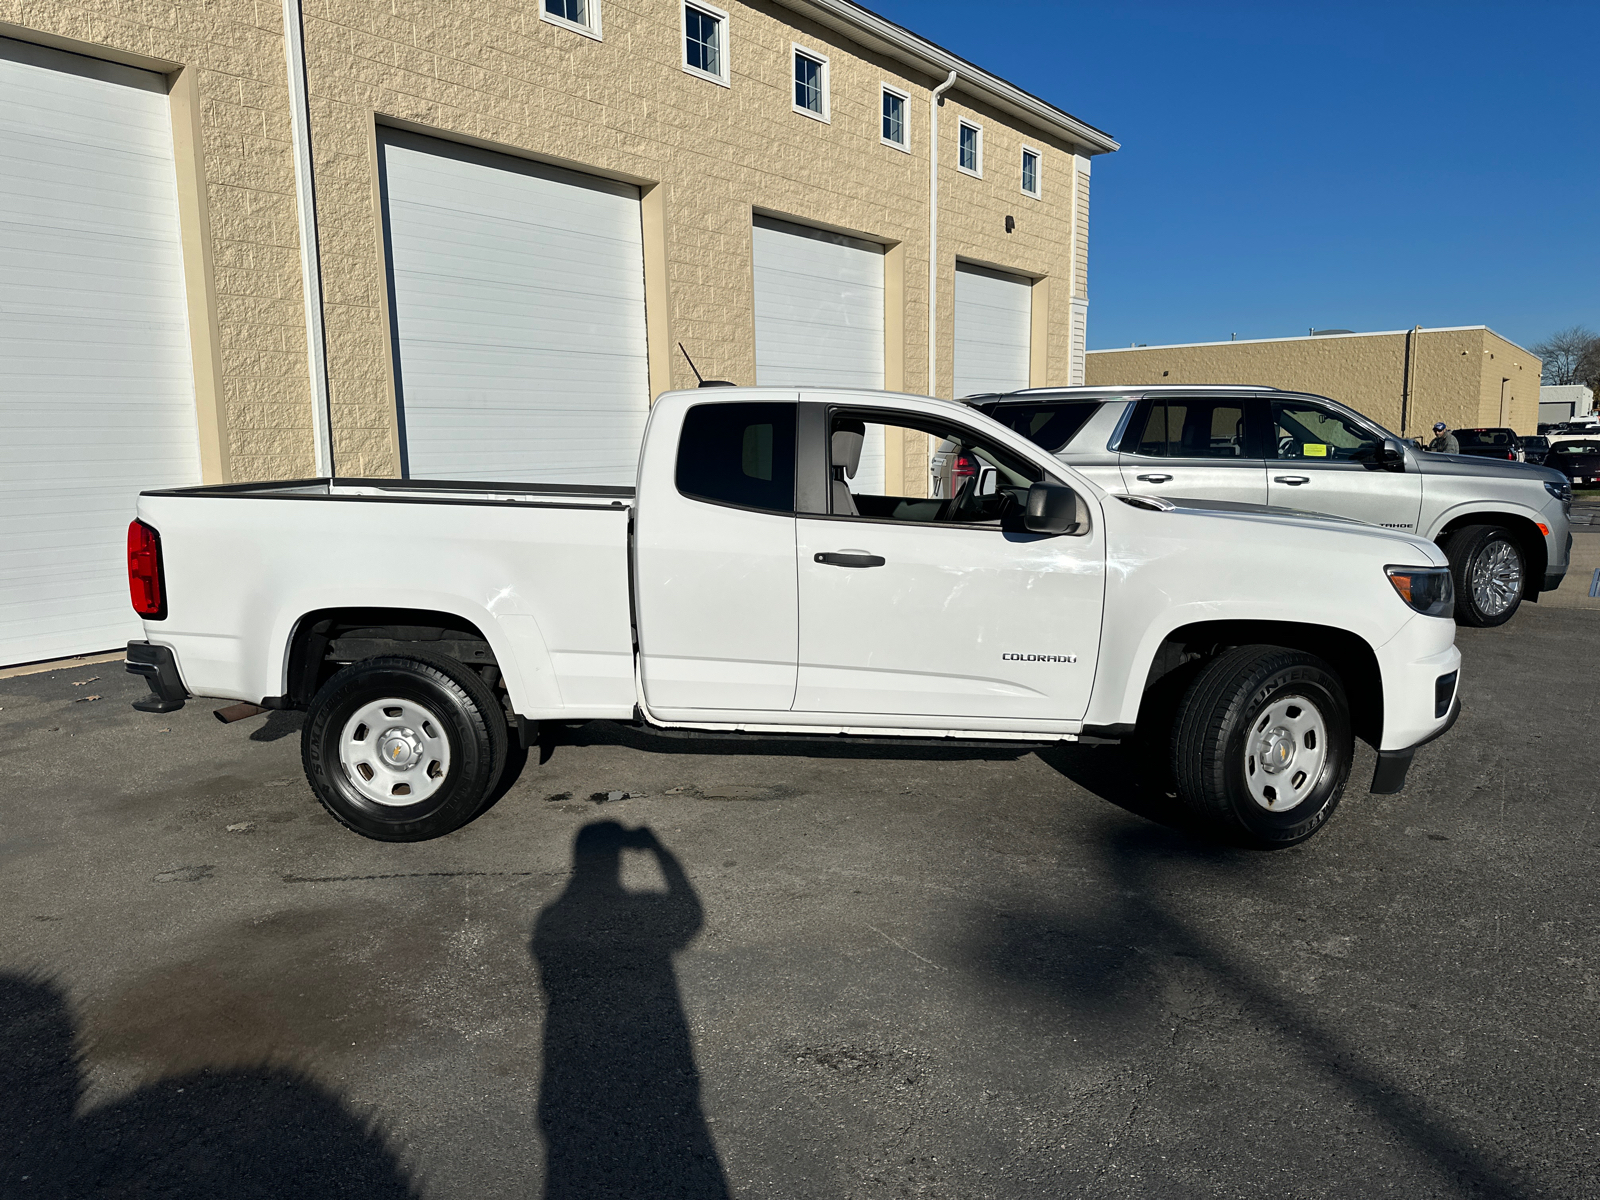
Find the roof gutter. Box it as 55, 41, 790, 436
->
782, 0, 1118, 153
928, 70, 958, 398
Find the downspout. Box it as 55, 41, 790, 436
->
283, 0, 334, 477
927, 70, 957, 398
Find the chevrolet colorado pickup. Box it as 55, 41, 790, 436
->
125, 387, 1462, 849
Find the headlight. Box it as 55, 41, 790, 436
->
1386, 566, 1454, 617
1545, 479, 1572, 512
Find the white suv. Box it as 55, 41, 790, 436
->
936, 386, 1572, 627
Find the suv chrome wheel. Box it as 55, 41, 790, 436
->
1470, 539, 1523, 618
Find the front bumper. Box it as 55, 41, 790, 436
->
126, 640, 189, 713
1370, 693, 1460, 794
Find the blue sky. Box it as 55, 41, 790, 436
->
871, 1, 1599, 355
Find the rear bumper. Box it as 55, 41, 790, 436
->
126, 641, 189, 713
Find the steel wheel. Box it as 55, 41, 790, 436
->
1242, 695, 1328, 812
1470, 538, 1523, 618
337, 696, 453, 806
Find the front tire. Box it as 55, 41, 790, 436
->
302, 655, 508, 841
1172, 646, 1353, 848
1442, 524, 1525, 627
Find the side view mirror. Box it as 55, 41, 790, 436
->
1025, 481, 1084, 535
1376, 437, 1407, 471
977, 466, 999, 496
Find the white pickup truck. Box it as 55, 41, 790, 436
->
125, 387, 1463, 849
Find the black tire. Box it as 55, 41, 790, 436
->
1441, 524, 1525, 627
302, 654, 508, 842
1172, 646, 1353, 849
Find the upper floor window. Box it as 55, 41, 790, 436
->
1021, 147, 1041, 197
542, 0, 601, 39
793, 46, 829, 120
881, 85, 908, 150
958, 120, 982, 176
683, 3, 728, 86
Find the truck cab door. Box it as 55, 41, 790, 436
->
1116, 395, 1270, 504
1265, 397, 1424, 531
793, 401, 1104, 729
635, 398, 799, 715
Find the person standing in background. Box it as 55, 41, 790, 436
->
1428, 422, 1460, 454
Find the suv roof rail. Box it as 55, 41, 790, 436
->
1003, 383, 1278, 396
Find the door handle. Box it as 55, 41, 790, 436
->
814, 551, 885, 568
1135, 473, 1173, 483
1274, 475, 1311, 485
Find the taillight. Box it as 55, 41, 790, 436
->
127, 519, 166, 619
953, 453, 977, 479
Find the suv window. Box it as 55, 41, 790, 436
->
1271, 400, 1382, 462
981, 402, 1098, 453
676, 402, 796, 513
1124, 398, 1251, 458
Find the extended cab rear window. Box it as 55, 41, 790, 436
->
676, 402, 797, 513
1455, 429, 1515, 448
981, 402, 1098, 453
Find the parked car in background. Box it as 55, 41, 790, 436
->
1518, 435, 1551, 465
1453, 428, 1522, 462
941, 386, 1571, 628
1545, 440, 1600, 487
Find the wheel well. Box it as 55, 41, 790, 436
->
1436, 512, 1548, 594
284, 607, 501, 709
1144, 620, 1384, 747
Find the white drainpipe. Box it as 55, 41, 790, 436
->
283, 0, 334, 477
927, 70, 957, 397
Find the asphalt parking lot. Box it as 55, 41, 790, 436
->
3, 601, 1597, 1198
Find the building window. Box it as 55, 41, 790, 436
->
958, 120, 982, 176
1021, 146, 1041, 197
881, 85, 908, 150
792, 45, 828, 121
542, 0, 601, 38
683, 3, 728, 86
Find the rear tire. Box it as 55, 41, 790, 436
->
1172, 646, 1352, 848
1442, 524, 1525, 627
302, 654, 508, 842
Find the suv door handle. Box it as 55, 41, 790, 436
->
1274, 475, 1311, 485
814, 552, 886, 568
1135, 473, 1173, 483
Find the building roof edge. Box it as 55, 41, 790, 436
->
1084, 326, 1544, 355
778, 0, 1119, 153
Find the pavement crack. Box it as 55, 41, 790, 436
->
282, 869, 545, 883
865, 923, 945, 970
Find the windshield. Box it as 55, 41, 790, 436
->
1552, 442, 1600, 454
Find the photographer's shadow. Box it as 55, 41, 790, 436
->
532, 821, 729, 1200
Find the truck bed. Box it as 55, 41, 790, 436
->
135, 476, 638, 720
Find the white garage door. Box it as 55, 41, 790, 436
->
0, 38, 201, 667
954, 262, 1032, 399
379, 129, 650, 486
752, 215, 886, 487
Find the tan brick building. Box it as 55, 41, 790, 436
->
0, 0, 1114, 664
1086, 327, 1540, 440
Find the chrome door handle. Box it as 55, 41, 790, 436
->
1274, 475, 1311, 485
814, 551, 885, 568
1135, 473, 1173, 483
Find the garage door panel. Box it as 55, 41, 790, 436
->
954, 262, 1032, 399
752, 215, 885, 392
0, 37, 201, 666
381, 128, 650, 486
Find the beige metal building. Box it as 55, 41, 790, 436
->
1086, 327, 1541, 440
0, 0, 1114, 665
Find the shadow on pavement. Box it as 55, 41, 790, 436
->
960, 820, 1531, 1198
0, 972, 414, 1198
532, 821, 730, 1200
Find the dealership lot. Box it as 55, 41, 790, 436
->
2, 602, 1596, 1198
